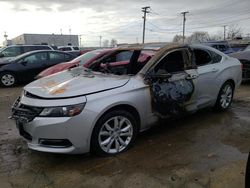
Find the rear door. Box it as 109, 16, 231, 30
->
192, 47, 223, 108
48, 52, 72, 67
146, 48, 198, 117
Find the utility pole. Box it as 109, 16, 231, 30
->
99, 36, 102, 47
69, 27, 72, 45
223, 25, 227, 41
181, 11, 189, 43
142, 6, 150, 44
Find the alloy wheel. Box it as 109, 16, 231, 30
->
1, 73, 15, 86
98, 116, 133, 154
220, 84, 233, 109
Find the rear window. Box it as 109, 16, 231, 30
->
193, 49, 212, 66
49, 52, 66, 60
210, 50, 222, 63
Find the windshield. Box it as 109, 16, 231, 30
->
245, 45, 250, 51
0, 46, 6, 53
71, 50, 103, 65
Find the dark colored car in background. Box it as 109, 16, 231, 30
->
203, 41, 235, 54
229, 49, 250, 81
0, 45, 54, 59
0, 50, 75, 87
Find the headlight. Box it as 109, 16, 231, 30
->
39, 103, 85, 117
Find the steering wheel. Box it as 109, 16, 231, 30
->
100, 62, 113, 73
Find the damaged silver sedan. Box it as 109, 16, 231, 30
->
10, 44, 242, 156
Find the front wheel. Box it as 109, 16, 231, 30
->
214, 82, 234, 111
91, 110, 138, 156
0, 72, 16, 87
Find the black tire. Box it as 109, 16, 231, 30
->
214, 81, 234, 111
0, 72, 17, 87
91, 110, 138, 156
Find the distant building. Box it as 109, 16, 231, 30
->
3, 40, 12, 46
9, 33, 79, 46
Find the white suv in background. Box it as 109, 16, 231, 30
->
58, 46, 80, 57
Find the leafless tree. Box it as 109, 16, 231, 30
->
186, 31, 210, 43
103, 40, 109, 47
172, 35, 183, 43
227, 24, 243, 40
110, 39, 118, 47
209, 31, 224, 41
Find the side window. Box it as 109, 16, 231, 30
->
209, 50, 222, 63
2, 47, 22, 57
23, 46, 36, 53
64, 54, 73, 61
212, 45, 219, 50
73, 47, 79, 50
34, 46, 51, 50
193, 49, 212, 66
218, 45, 228, 52
103, 51, 133, 63
154, 50, 185, 74
23, 52, 48, 64
59, 47, 72, 51
49, 52, 65, 61
116, 51, 133, 62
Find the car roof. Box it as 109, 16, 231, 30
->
5, 44, 52, 47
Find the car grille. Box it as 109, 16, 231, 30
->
10, 97, 43, 123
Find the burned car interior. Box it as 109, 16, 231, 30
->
146, 48, 195, 117
89, 49, 154, 75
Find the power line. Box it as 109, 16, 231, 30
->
186, 16, 250, 31
188, 10, 250, 26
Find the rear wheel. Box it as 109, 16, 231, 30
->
0, 72, 16, 87
214, 81, 234, 111
91, 110, 137, 156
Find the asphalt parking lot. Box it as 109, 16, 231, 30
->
0, 83, 250, 188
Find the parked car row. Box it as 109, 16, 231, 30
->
10, 44, 242, 156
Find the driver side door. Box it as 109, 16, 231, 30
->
147, 48, 198, 117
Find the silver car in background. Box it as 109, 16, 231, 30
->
10, 44, 242, 156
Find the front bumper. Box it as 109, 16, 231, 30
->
10, 95, 97, 154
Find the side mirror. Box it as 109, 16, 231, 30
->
0, 53, 4, 58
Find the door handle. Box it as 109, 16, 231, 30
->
212, 68, 219, 72
186, 74, 198, 80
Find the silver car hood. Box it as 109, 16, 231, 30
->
24, 68, 130, 99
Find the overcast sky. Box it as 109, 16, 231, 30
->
0, 0, 249, 46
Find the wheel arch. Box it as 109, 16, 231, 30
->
0, 70, 18, 86
89, 103, 141, 155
